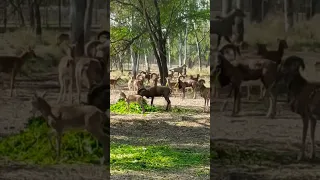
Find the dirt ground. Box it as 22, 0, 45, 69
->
0, 72, 209, 180
211, 52, 320, 180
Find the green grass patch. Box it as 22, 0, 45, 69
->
111, 99, 200, 114
112, 144, 208, 171
110, 99, 159, 114
0, 117, 208, 172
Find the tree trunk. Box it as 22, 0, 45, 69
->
118, 54, 123, 74
284, 0, 294, 32
84, 0, 94, 42
183, 22, 188, 66
58, 0, 61, 29
178, 35, 183, 66
3, 0, 7, 33
28, 0, 35, 30
222, 0, 232, 16
235, 0, 244, 44
130, 46, 137, 78
70, 0, 87, 57
17, 0, 25, 27
194, 23, 202, 71
167, 36, 171, 68
236, 0, 242, 9
144, 52, 150, 73
34, 0, 42, 41
250, 0, 263, 23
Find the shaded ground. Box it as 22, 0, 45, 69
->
210, 52, 320, 180
0, 72, 209, 179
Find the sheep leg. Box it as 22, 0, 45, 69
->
182, 88, 186, 99
151, 97, 154, 106
247, 85, 251, 100
140, 101, 145, 113
266, 88, 277, 119
126, 102, 130, 112
164, 96, 171, 111
9, 66, 18, 97
309, 114, 317, 160
62, 80, 67, 102
76, 72, 81, 104
217, 35, 222, 48
298, 115, 309, 161
220, 87, 233, 112
231, 86, 241, 116
235, 87, 241, 114
57, 75, 64, 103
89, 127, 110, 165
69, 78, 73, 104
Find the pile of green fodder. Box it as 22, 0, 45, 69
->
110, 98, 160, 114
0, 117, 103, 164
111, 98, 201, 114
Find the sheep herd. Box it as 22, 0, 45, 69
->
211, 8, 320, 161
110, 65, 210, 113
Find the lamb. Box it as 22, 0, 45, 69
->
119, 91, 145, 113
0, 46, 36, 97
177, 75, 198, 99
127, 76, 134, 91
110, 77, 121, 89
269, 56, 320, 160
57, 45, 76, 104
137, 77, 171, 111
195, 79, 210, 112
210, 9, 246, 48
165, 77, 178, 93
86, 83, 110, 112
75, 57, 103, 103
190, 74, 200, 82
30, 91, 109, 165
169, 64, 186, 76
256, 39, 288, 65
212, 51, 278, 118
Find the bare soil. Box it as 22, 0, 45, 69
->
0, 73, 209, 179
211, 52, 320, 180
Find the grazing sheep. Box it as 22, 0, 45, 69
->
210, 9, 246, 48
30, 91, 109, 165
196, 79, 210, 112
169, 64, 186, 76
119, 91, 145, 113
0, 46, 37, 97
212, 52, 278, 118
270, 56, 320, 160
137, 77, 171, 111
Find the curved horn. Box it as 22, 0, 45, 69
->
97, 30, 110, 41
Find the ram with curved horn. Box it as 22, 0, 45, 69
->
269, 55, 320, 161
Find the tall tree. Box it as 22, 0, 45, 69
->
70, 0, 87, 56
222, 0, 232, 16
34, 0, 42, 40
284, 0, 294, 32
84, 0, 94, 42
